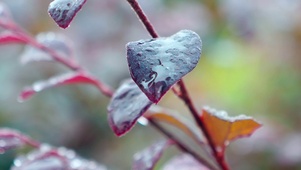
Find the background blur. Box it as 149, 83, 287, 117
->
0, 0, 301, 169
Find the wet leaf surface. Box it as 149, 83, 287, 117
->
20, 32, 73, 64
107, 79, 153, 136
19, 72, 99, 102
127, 30, 202, 103
201, 107, 262, 153
145, 106, 204, 145
163, 154, 209, 170
11, 144, 107, 170
0, 129, 27, 153
133, 140, 172, 170
0, 31, 26, 44
48, 0, 87, 29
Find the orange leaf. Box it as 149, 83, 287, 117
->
144, 106, 204, 145
201, 107, 261, 153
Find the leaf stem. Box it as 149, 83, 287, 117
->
126, 1, 230, 170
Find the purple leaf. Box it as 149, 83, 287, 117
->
18, 72, 99, 102
0, 128, 38, 153
0, 31, 27, 44
20, 32, 74, 64
107, 79, 153, 136
48, 0, 87, 29
127, 30, 202, 103
133, 140, 172, 170
163, 154, 209, 170
11, 144, 107, 170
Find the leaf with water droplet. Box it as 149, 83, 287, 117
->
19, 72, 100, 102
145, 106, 204, 145
163, 154, 209, 170
0, 129, 28, 153
11, 144, 107, 170
20, 32, 74, 64
107, 79, 153, 136
201, 107, 262, 154
127, 30, 202, 103
48, 0, 87, 29
0, 31, 27, 44
133, 140, 172, 170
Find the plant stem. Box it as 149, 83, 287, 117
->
149, 119, 218, 170
126, 1, 230, 170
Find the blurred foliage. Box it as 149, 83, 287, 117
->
0, 0, 301, 169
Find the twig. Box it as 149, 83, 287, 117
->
126, 1, 230, 170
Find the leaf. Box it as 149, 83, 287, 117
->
0, 2, 11, 21
201, 107, 262, 153
133, 140, 172, 170
48, 0, 87, 29
163, 154, 209, 170
11, 144, 107, 170
18, 72, 100, 102
0, 128, 28, 153
107, 79, 153, 136
20, 32, 74, 64
0, 31, 27, 44
144, 106, 204, 145
127, 30, 202, 103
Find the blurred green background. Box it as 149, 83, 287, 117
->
0, 0, 301, 169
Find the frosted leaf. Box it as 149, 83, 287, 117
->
0, 129, 24, 153
11, 144, 107, 170
163, 154, 209, 170
133, 140, 171, 170
20, 32, 74, 64
201, 106, 261, 153
18, 72, 99, 102
48, 0, 87, 29
107, 79, 153, 136
127, 30, 202, 103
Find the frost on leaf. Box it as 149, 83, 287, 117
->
11, 144, 107, 170
19, 72, 99, 102
107, 79, 153, 136
133, 140, 172, 170
0, 128, 28, 153
145, 106, 204, 145
201, 107, 262, 153
127, 30, 202, 103
0, 31, 26, 44
163, 154, 209, 170
48, 0, 87, 29
20, 32, 74, 64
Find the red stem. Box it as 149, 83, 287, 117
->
126, 1, 230, 170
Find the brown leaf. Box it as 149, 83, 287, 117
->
201, 107, 261, 153
144, 106, 204, 145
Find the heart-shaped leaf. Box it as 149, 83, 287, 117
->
11, 144, 107, 170
163, 154, 209, 170
48, 0, 87, 29
20, 32, 73, 64
201, 107, 262, 154
127, 30, 202, 103
107, 79, 153, 136
133, 140, 172, 170
18, 72, 100, 102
